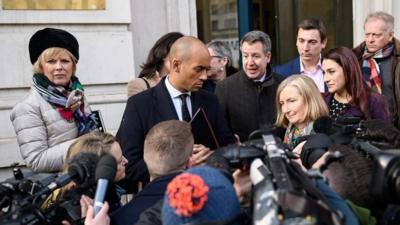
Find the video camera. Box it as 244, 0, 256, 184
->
215, 134, 343, 225
0, 165, 56, 210
0, 152, 100, 225
298, 116, 400, 204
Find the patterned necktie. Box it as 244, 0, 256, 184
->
179, 94, 191, 122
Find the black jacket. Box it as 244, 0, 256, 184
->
117, 77, 235, 189
215, 66, 285, 142
111, 173, 178, 225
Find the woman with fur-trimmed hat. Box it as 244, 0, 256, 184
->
10, 28, 99, 172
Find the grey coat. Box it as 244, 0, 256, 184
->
10, 89, 91, 172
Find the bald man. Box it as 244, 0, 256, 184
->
117, 36, 235, 191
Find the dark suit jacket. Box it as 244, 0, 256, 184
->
273, 57, 301, 77
110, 173, 179, 225
117, 77, 235, 187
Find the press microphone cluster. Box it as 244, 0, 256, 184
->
33, 152, 99, 200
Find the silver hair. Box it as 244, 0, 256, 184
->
364, 11, 394, 33
206, 40, 234, 67
240, 30, 271, 53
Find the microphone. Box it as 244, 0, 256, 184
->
93, 154, 117, 216
33, 152, 99, 199
313, 116, 333, 135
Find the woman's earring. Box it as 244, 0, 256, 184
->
220, 67, 224, 71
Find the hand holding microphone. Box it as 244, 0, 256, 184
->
93, 154, 117, 216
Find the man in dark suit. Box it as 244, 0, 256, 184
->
111, 120, 193, 225
273, 18, 327, 92
117, 36, 235, 190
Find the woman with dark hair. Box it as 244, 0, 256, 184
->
322, 46, 389, 121
127, 32, 184, 97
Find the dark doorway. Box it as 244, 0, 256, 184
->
196, 0, 353, 67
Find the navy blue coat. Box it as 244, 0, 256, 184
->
110, 173, 178, 225
116, 77, 235, 187
273, 57, 301, 77
274, 57, 328, 92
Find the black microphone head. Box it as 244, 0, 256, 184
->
95, 154, 117, 181
313, 116, 333, 135
68, 152, 99, 186
301, 133, 333, 169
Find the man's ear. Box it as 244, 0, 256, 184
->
388, 31, 394, 42
221, 57, 229, 67
172, 58, 181, 73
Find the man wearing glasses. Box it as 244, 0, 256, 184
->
353, 11, 400, 128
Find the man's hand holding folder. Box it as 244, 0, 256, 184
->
189, 107, 220, 150
188, 107, 219, 166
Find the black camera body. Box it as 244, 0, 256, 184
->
217, 134, 343, 225
0, 152, 100, 225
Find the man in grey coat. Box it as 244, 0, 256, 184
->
215, 30, 285, 142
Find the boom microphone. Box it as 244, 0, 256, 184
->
93, 154, 117, 216
313, 116, 334, 135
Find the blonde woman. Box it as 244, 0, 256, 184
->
276, 75, 329, 148
43, 131, 127, 214
10, 28, 98, 172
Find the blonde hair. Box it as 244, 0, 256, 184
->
144, 120, 193, 178
33, 47, 77, 75
275, 75, 329, 128
64, 131, 117, 172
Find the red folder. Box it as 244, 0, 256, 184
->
190, 107, 220, 150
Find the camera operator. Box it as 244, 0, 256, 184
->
294, 119, 400, 225
111, 120, 194, 225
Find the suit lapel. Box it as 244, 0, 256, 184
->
152, 78, 179, 120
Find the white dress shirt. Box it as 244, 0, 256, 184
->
165, 76, 193, 121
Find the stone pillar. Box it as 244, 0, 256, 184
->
0, 0, 134, 174
353, 0, 399, 46
130, 0, 197, 75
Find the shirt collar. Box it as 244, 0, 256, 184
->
253, 72, 267, 82
164, 76, 191, 98
300, 54, 322, 73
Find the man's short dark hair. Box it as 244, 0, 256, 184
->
240, 30, 271, 53
324, 144, 374, 208
297, 18, 327, 42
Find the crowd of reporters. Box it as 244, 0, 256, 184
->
2, 10, 400, 225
